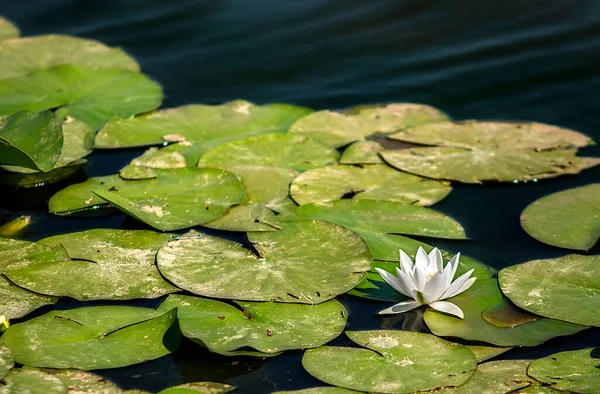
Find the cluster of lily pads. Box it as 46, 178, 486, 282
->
0, 15, 599, 394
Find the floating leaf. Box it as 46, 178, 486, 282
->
198, 134, 339, 172
424, 278, 586, 346
202, 204, 281, 232
95, 100, 312, 149
0, 369, 67, 394
499, 254, 600, 327
25, 367, 123, 394
0, 275, 58, 319
527, 348, 600, 394
0, 65, 162, 130
0, 345, 13, 380
157, 221, 371, 304
465, 345, 512, 363
0, 34, 138, 81
0, 18, 19, 41
0, 160, 84, 188
435, 360, 532, 393
302, 330, 476, 393
120, 165, 157, 180
158, 294, 347, 356
340, 140, 386, 164
157, 382, 235, 394
5, 229, 180, 301
520, 184, 600, 251
0, 238, 50, 273
49, 168, 246, 230
482, 298, 538, 328
0, 110, 62, 172
289, 103, 449, 148
0, 306, 180, 370
128, 147, 187, 169
290, 164, 451, 206
274, 389, 362, 394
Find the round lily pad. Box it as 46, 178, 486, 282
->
5, 229, 180, 301
0, 346, 13, 380
436, 360, 533, 393
95, 100, 312, 149
499, 254, 600, 327
0, 369, 67, 394
49, 168, 246, 230
290, 164, 451, 206
0, 275, 58, 319
340, 140, 386, 164
202, 203, 281, 232
0, 18, 19, 41
289, 103, 449, 148
0, 110, 62, 172
197, 134, 340, 172
0, 306, 180, 370
120, 165, 157, 180
158, 294, 347, 356
527, 348, 600, 394
424, 278, 587, 346
520, 184, 600, 251
0, 34, 139, 81
157, 382, 235, 394
157, 221, 372, 304
0, 65, 162, 130
302, 330, 476, 393
25, 367, 124, 394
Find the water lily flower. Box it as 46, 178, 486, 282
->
375, 247, 476, 318
0, 315, 9, 333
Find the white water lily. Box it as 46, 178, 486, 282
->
375, 247, 476, 318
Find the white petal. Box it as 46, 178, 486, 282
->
441, 256, 455, 290
412, 265, 428, 293
378, 300, 422, 315
440, 269, 476, 300
399, 249, 415, 274
422, 270, 448, 303
447, 253, 461, 282
415, 246, 430, 271
396, 268, 417, 293
443, 277, 477, 300
375, 268, 411, 297
427, 247, 443, 273
429, 301, 464, 318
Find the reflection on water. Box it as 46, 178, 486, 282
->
1, 0, 600, 392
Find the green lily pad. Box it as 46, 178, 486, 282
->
0, 369, 67, 394
340, 140, 386, 164
0, 65, 162, 130
128, 147, 187, 169
465, 345, 513, 363
197, 134, 339, 172
289, 103, 449, 148
5, 229, 180, 301
290, 164, 451, 206
0, 275, 58, 319
482, 298, 538, 328
302, 330, 476, 393
157, 221, 371, 304
202, 204, 281, 232
0, 306, 180, 370
499, 254, 600, 327
25, 367, 123, 394
0, 162, 84, 188
0, 18, 19, 41
424, 278, 587, 346
381, 146, 599, 184
288, 199, 466, 240
49, 168, 246, 230
0, 110, 62, 172
157, 382, 235, 394
436, 360, 533, 393
0, 238, 51, 273
0, 34, 139, 81
158, 294, 347, 356
527, 348, 600, 394
274, 389, 362, 394
120, 165, 157, 180
520, 184, 600, 251
95, 100, 312, 149
0, 346, 13, 380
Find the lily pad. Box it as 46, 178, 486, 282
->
465, 345, 513, 363
0, 306, 180, 370
0, 237, 50, 273
520, 184, 600, 251
0, 34, 139, 81
290, 164, 451, 206
157, 221, 371, 304
436, 360, 533, 393
274, 389, 362, 394
157, 382, 235, 394
158, 294, 347, 356
302, 330, 476, 393
340, 140, 386, 164
197, 134, 339, 172
0, 65, 162, 130
127, 147, 187, 169
95, 100, 312, 149
499, 254, 600, 327
0, 110, 62, 172
49, 168, 246, 230
0, 18, 19, 41
424, 278, 587, 346
381, 147, 599, 183
289, 103, 449, 148
0, 346, 13, 380
202, 204, 281, 232
5, 229, 180, 301
527, 348, 600, 394
0, 275, 58, 319
25, 367, 124, 394
0, 369, 67, 394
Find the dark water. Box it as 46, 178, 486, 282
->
1, 0, 600, 392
